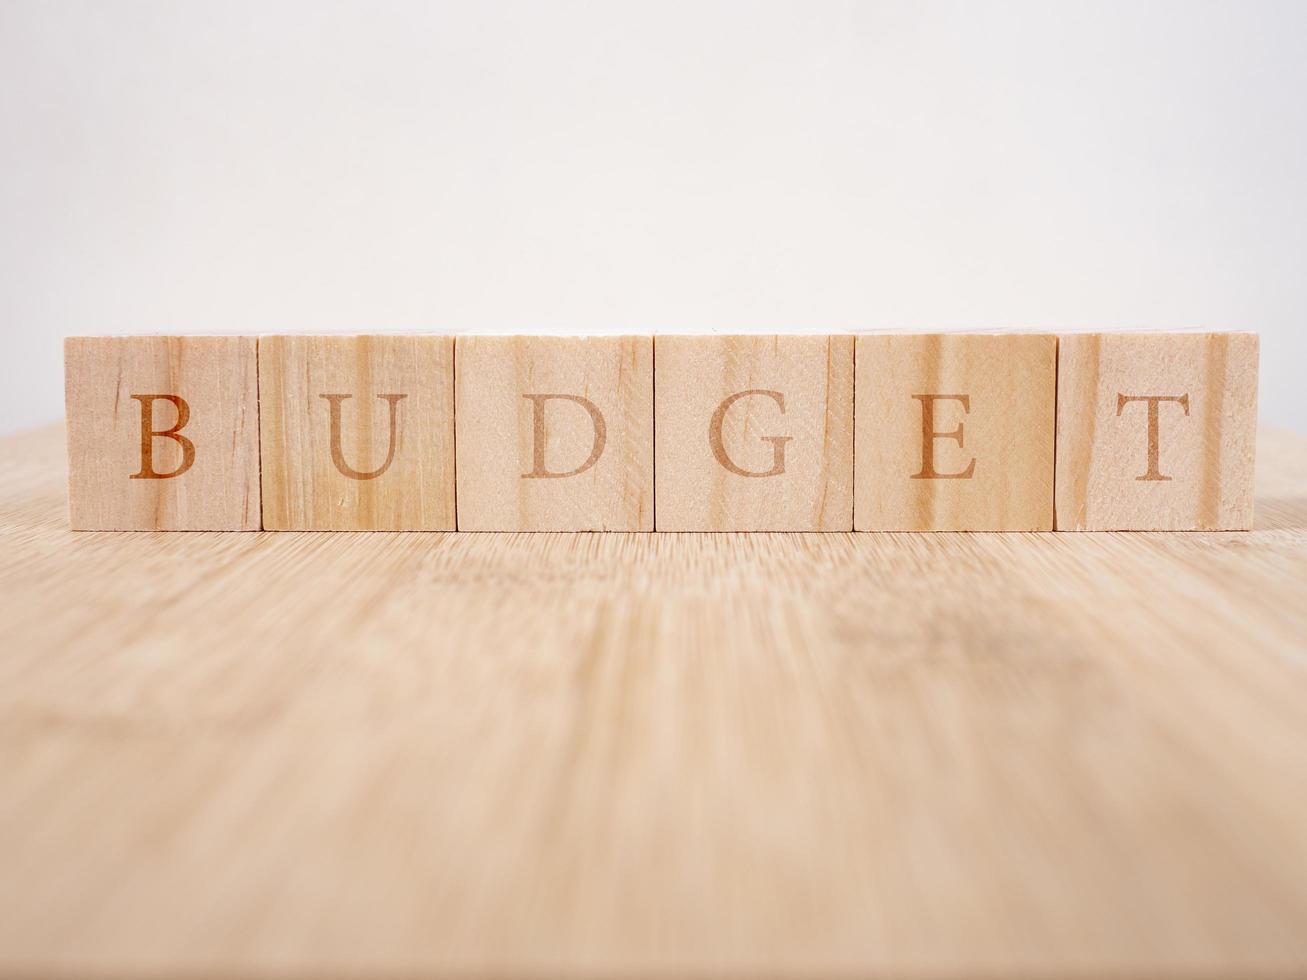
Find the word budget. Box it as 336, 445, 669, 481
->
63, 332, 1258, 532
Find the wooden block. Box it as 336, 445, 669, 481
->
854, 333, 1056, 531
63, 335, 261, 530
259, 335, 456, 530
454, 336, 653, 531
1055, 332, 1259, 531
654, 335, 854, 531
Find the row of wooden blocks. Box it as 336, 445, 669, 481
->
63, 333, 1259, 532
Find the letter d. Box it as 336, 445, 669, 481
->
521, 394, 607, 479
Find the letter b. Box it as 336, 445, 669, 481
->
130, 394, 195, 480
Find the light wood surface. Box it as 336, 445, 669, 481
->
63, 335, 260, 530
654, 335, 854, 531
855, 333, 1056, 531
1055, 332, 1259, 530
455, 336, 653, 531
259, 335, 456, 530
2, 422, 1307, 978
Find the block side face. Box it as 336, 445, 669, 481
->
256, 336, 289, 530
654, 335, 853, 531
855, 334, 1056, 531
1220, 333, 1259, 530
258, 335, 455, 530
64, 336, 260, 530
1053, 334, 1098, 531
1054, 333, 1258, 531
455, 336, 653, 531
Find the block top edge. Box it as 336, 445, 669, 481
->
63, 329, 1261, 339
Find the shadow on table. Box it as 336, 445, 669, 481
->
1254, 496, 1307, 532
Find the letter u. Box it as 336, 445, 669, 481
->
320, 393, 406, 480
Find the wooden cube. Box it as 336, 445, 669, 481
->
854, 333, 1056, 531
64, 335, 261, 530
259, 335, 456, 530
1055, 332, 1259, 531
454, 336, 654, 531
654, 335, 854, 531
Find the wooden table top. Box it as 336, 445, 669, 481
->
2, 423, 1306, 978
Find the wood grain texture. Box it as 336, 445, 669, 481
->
1055, 332, 1259, 531
259, 335, 455, 530
855, 333, 1056, 531
63, 335, 260, 530
4, 424, 1307, 977
454, 336, 653, 531
654, 335, 854, 531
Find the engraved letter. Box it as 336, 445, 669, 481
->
1116, 393, 1190, 481
130, 394, 195, 480
910, 394, 975, 480
521, 394, 607, 479
320, 393, 406, 480
709, 389, 792, 478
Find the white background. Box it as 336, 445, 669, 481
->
3, 0, 1305, 433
